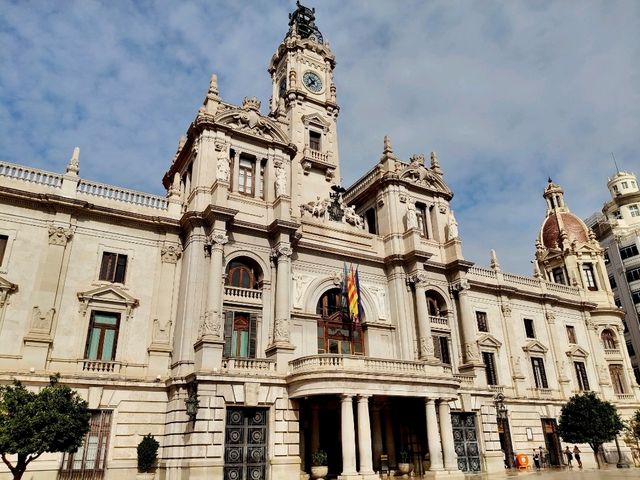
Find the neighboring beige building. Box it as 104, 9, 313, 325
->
586, 170, 640, 386
0, 4, 638, 480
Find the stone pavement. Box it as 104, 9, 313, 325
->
479, 466, 639, 480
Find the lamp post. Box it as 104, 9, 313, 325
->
614, 435, 630, 468
495, 393, 515, 469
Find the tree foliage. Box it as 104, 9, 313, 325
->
0, 378, 90, 480
558, 391, 623, 467
137, 433, 159, 473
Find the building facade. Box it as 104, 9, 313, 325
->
0, 4, 638, 480
586, 171, 640, 386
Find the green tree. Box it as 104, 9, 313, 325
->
0, 377, 90, 480
623, 409, 640, 447
557, 391, 623, 468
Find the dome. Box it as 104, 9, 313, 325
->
541, 212, 589, 249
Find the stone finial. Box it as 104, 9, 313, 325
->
66, 147, 80, 175
383, 135, 393, 155
430, 151, 443, 175
208, 74, 219, 96
490, 249, 500, 272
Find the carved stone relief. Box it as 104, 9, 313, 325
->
48, 225, 73, 246
161, 244, 182, 264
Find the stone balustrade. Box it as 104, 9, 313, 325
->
604, 348, 620, 356
82, 360, 120, 373
0, 161, 63, 188
222, 357, 276, 372
289, 354, 432, 375
303, 146, 331, 165
453, 373, 475, 385
616, 393, 635, 401
77, 179, 168, 210
489, 385, 504, 394
429, 315, 448, 326
223, 286, 263, 304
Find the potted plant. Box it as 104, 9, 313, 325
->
137, 433, 160, 480
397, 450, 412, 477
310, 450, 328, 480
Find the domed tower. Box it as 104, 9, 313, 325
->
535, 179, 612, 302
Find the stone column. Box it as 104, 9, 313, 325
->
194, 231, 227, 371
357, 395, 374, 475
452, 280, 481, 366
383, 406, 397, 466
311, 403, 320, 456
411, 272, 436, 361
371, 404, 384, 472
425, 399, 443, 470
341, 394, 357, 476
438, 400, 457, 470
266, 242, 295, 372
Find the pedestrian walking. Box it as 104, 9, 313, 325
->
564, 446, 573, 467
533, 450, 540, 469
573, 446, 582, 468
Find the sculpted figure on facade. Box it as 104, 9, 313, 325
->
406, 202, 418, 230
343, 205, 363, 228
447, 210, 459, 240
161, 244, 182, 264
199, 310, 222, 339
273, 318, 290, 342
464, 342, 480, 362
420, 336, 435, 358
217, 154, 230, 182
31, 307, 55, 333
275, 162, 287, 197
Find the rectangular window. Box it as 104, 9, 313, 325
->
622, 181, 629, 189
620, 244, 639, 260
365, 208, 377, 234
0, 234, 7, 266
99, 252, 127, 283
582, 263, 597, 290
59, 410, 112, 478
524, 318, 535, 339
609, 364, 626, 394
476, 311, 488, 332
309, 130, 321, 151
566, 325, 577, 344
608, 275, 617, 289
625, 267, 640, 283
84, 312, 120, 362
574, 361, 590, 391
552, 267, 566, 285
416, 203, 429, 238
634, 367, 640, 385
223, 311, 257, 358
630, 205, 640, 217
604, 251, 610, 264
482, 352, 498, 385
238, 158, 255, 196
531, 357, 549, 389
433, 335, 451, 365
632, 291, 640, 304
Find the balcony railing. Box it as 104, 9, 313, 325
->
616, 393, 634, 401
453, 374, 475, 385
604, 348, 620, 356
224, 286, 263, 304
289, 355, 433, 376
82, 360, 120, 373
303, 146, 331, 165
0, 161, 63, 188
222, 357, 275, 372
429, 315, 449, 326
489, 385, 504, 394
77, 179, 168, 210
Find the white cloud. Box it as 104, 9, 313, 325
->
0, 0, 638, 274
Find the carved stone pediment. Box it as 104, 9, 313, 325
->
77, 285, 139, 320
213, 108, 289, 143
0, 275, 17, 308
398, 162, 452, 195
301, 113, 330, 132
566, 345, 589, 358
477, 333, 502, 349
522, 339, 548, 354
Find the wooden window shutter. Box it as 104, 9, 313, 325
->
223, 311, 234, 358
432, 335, 441, 360
249, 313, 258, 358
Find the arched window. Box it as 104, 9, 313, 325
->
316, 288, 364, 355
601, 329, 617, 349
226, 258, 262, 289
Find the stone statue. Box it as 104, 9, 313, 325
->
275, 163, 287, 197
217, 155, 230, 182
406, 202, 418, 230
343, 205, 363, 228
447, 210, 459, 240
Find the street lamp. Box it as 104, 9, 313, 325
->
494, 393, 515, 469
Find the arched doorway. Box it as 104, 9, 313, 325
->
316, 288, 364, 355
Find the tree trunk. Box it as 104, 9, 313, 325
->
13, 470, 24, 480
591, 445, 601, 469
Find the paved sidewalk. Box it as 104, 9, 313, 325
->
487, 466, 639, 480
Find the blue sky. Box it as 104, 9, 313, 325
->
1, 0, 639, 274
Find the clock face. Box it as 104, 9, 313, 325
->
303, 71, 323, 93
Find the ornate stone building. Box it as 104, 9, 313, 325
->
586, 170, 640, 386
0, 4, 638, 480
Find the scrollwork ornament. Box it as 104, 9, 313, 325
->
272, 244, 293, 259
273, 318, 290, 342
501, 302, 512, 317
420, 336, 435, 358
410, 271, 429, 287
198, 310, 222, 339
545, 310, 556, 323
161, 245, 182, 264
210, 232, 229, 246
451, 279, 470, 293
48, 225, 73, 246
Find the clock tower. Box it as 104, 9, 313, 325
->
268, 2, 341, 214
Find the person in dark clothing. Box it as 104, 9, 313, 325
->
564, 446, 573, 467
533, 450, 540, 469
573, 446, 582, 468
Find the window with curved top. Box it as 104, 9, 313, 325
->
226, 259, 262, 290
601, 329, 617, 349
316, 288, 364, 355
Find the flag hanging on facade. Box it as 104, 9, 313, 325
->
341, 262, 349, 311
354, 266, 362, 325
347, 264, 360, 322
